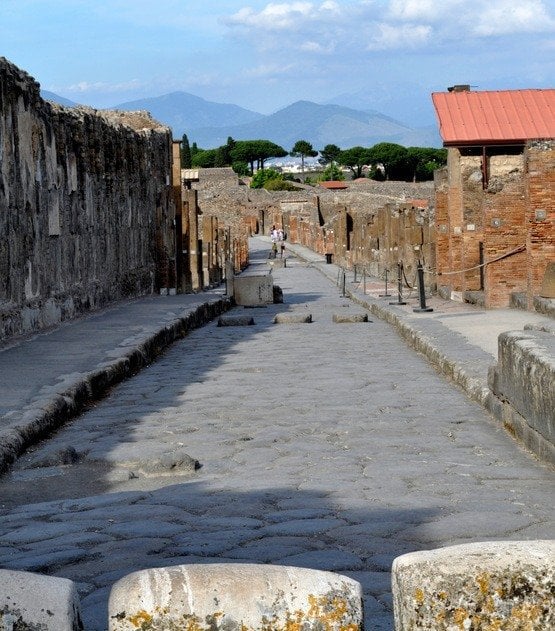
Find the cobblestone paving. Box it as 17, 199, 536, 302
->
0, 245, 553, 630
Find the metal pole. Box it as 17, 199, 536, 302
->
353, 265, 358, 283
389, 262, 407, 305
479, 241, 484, 291
342, 270, 346, 297
363, 269, 366, 294
413, 261, 433, 312
379, 268, 391, 297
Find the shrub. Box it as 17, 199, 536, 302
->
264, 179, 299, 191
250, 168, 282, 189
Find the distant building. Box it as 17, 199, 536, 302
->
432, 87, 555, 309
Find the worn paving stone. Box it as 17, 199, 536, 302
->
0, 243, 553, 631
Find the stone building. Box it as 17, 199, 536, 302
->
432, 87, 555, 309
0, 58, 176, 341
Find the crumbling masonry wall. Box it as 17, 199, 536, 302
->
0, 58, 175, 341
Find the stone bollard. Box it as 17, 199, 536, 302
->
108, 563, 363, 630
0, 569, 83, 630
392, 540, 555, 630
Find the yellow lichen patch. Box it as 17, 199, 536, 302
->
508, 601, 543, 630
118, 591, 360, 630
476, 572, 491, 595
453, 607, 470, 629
127, 609, 153, 627
414, 587, 425, 605
484, 595, 496, 614
483, 618, 503, 631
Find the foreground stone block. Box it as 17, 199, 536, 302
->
392, 540, 555, 630
274, 313, 312, 324
0, 569, 83, 630
108, 563, 363, 630
233, 275, 274, 306
332, 313, 369, 323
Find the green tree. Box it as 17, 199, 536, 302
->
231, 140, 287, 174
406, 147, 447, 181
319, 143, 341, 166
190, 142, 200, 160
319, 163, 345, 181
180, 133, 192, 168
250, 168, 283, 189
338, 146, 371, 179
232, 161, 250, 176
214, 146, 228, 168
191, 148, 217, 168
222, 137, 236, 164
366, 142, 409, 180
291, 140, 318, 174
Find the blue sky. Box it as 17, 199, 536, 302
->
1, 0, 554, 125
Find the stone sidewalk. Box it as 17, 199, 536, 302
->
0, 238, 553, 630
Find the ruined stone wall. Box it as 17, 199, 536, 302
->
189, 170, 436, 289
0, 58, 174, 341
435, 142, 554, 308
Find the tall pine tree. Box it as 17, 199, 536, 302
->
180, 133, 192, 168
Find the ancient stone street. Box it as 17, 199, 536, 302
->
0, 242, 553, 630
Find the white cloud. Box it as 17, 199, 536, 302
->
226, 2, 315, 30
367, 22, 432, 50
65, 79, 143, 94
301, 40, 332, 53
388, 0, 452, 21
244, 62, 296, 79
223, 0, 554, 59
387, 0, 555, 36
473, 0, 555, 36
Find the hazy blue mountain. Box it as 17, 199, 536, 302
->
112, 91, 264, 134
40, 89, 442, 148
187, 100, 441, 149
41, 90, 80, 107
326, 84, 439, 129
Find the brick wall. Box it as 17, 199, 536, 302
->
435, 142, 554, 308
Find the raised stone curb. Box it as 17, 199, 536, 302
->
488, 329, 555, 465
392, 540, 555, 630
0, 296, 232, 473
0, 569, 83, 630
108, 563, 363, 630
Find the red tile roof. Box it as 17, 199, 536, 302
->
432, 89, 555, 146
319, 180, 348, 190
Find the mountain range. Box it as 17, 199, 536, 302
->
41, 90, 442, 150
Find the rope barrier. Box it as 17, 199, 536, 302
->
437, 244, 526, 276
